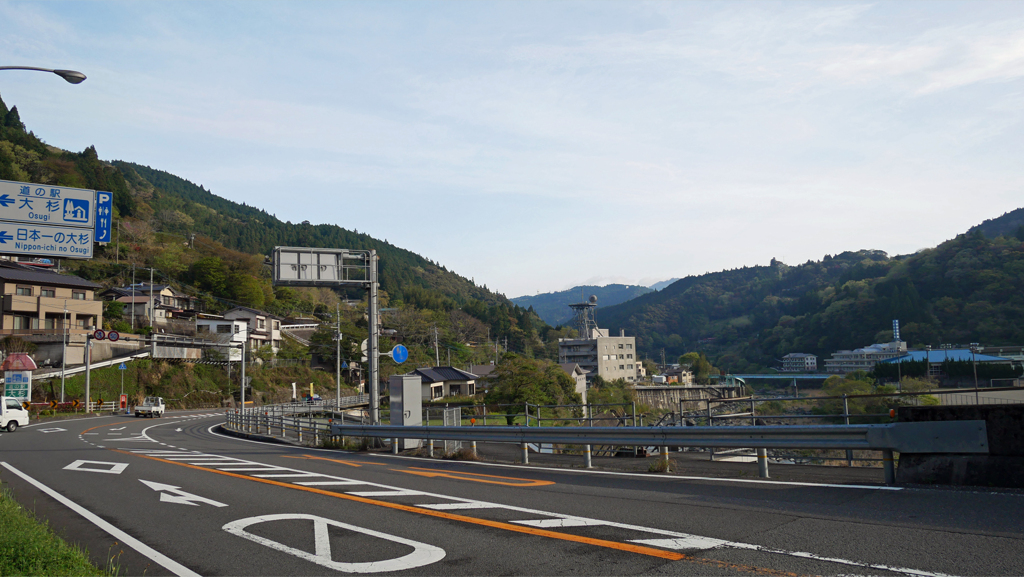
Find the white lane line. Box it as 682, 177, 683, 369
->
252, 473, 324, 479
630, 537, 729, 550
726, 542, 955, 577
216, 467, 291, 472
347, 490, 425, 497
294, 481, 365, 486
1, 462, 200, 577
369, 453, 904, 492
511, 518, 608, 528
416, 502, 503, 510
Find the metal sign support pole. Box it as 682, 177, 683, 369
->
241, 342, 247, 409
84, 337, 92, 412
369, 250, 380, 424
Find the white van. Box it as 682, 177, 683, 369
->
1, 397, 30, 432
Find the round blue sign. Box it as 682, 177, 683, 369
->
391, 344, 409, 364
107, 331, 120, 342
93, 329, 106, 341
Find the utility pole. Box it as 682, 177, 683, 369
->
130, 265, 135, 330
116, 220, 120, 265
335, 303, 341, 407
60, 300, 67, 402
149, 267, 154, 332
971, 342, 980, 405
433, 326, 440, 366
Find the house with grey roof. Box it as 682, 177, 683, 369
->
410, 366, 478, 400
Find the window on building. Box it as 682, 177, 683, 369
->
618, 344, 624, 349
258, 319, 266, 330
627, 354, 633, 359
449, 384, 462, 396
431, 385, 443, 399
41, 289, 55, 298
619, 365, 625, 370
235, 325, 241, 334
602, 355, 608, 360
273, 321, 280, 330
216, 324, 231, 334
15, 286, 31, 296
76, 317, 88, 329
72, 291, 86, 300
42, 318, 55, 329
197, 325, 210, 333
12, 316, 30, 330
628, 364, 634, 369
627, 344, 633, 349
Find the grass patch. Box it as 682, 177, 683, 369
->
443, 448, 480, 461
0, 488, 104, 576
648, 458, 671, 473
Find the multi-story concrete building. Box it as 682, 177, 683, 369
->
195, 313, 248, 361
824, 341, 907, 374
782, 353, 818, 372
559, 328, 638, 383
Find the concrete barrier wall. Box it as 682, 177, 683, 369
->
633, 386, 743, 411
896, 405, 1024, 488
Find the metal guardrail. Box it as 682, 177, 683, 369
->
329, 421, 988, 484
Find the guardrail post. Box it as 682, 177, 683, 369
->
661, 446, 670, 471
883, 449, 896, 485
298, 420, 303, 443
429, 438, 434, 457
521, 442, 529, 464
392, 438, 399, 454
583, 444, 592, 468
843, 395, 853, 466
757, 448, 769, 478
281, 416, 286, 438
313, 415, 319, 445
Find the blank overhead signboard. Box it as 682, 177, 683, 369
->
273, 247, 370, 287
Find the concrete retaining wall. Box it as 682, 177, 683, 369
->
896, 404, 1024, 488
633, 385, 743, 411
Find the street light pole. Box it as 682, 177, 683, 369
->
0, 66, 86, 84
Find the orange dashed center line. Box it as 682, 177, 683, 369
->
112, 449, 803, 575
80, 420, 138, 435
399, 466, 555, 487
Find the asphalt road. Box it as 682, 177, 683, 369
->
1, 410, 1022, 576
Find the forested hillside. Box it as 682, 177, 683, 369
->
598, 234, 1024, 373
0, 93, 559, 368
969, 207, 1024, 240
511, 284, 652, 326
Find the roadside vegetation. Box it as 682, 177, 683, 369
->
0, 489, 103, 576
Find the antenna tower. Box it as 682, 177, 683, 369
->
568, 294, 599, 339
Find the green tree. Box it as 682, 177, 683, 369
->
678, 352, 717, 384
485, 355, 582, 423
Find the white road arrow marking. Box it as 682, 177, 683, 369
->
139, 480, 228, 507
110, 427, 126, 431
175, 428, 182, 432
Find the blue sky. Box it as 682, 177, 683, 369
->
2, 1, 1023, 298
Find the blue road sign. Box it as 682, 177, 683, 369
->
0, 179, 95, 229
341, 361, 349, 369
119, 363, 127, 370
95, 191, 112, 243
391, 344, 409, 364
0, 222, 93, 259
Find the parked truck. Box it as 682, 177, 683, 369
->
135, 396, 165, 418
0, 397, 30, 431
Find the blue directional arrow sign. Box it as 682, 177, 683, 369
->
118, 363, 127, 370
391, 344, 409, 364
0, 179, 96, 228
0, 230, 12, 244
0, 194, 13, 208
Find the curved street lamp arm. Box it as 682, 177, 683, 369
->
0, 66, 86, 84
